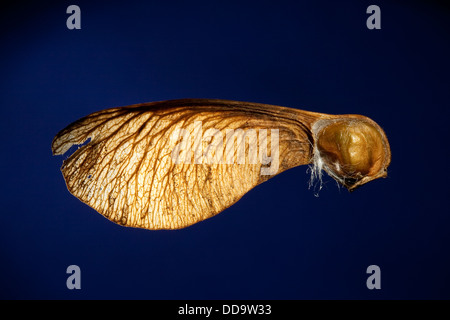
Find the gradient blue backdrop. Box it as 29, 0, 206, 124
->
1, 0, 449, 299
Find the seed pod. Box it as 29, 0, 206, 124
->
312, 115, 390, 191
52, 99, 391, 229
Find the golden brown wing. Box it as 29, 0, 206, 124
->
52, 99, 391, 230
52, 99, 318, 229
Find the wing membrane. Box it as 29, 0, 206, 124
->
52, 99, 317, 229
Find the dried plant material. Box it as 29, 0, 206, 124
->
52, 99, 391, 230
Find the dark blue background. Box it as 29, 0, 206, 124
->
1, 0, 449, 299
